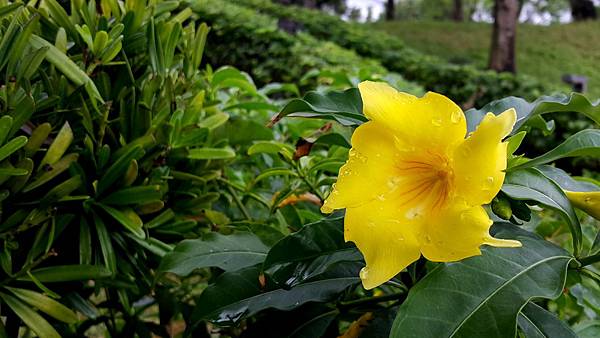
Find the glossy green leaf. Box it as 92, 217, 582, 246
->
18, 265, 112, 282
191, 261, 361, 326
101, 185, 162, 205
6, 287, 78, 324
0, 292, 60, 338
39, 121, 73, 168
29, 34, 103, 102
96, 204, 145, 238
391, 223, 573, 338
211, 66, 257, 94
517, 302, 576, 338
510, 129, 600, 170
263, 216, 362, 287
94, 216, 117, 275
269, 88, 365, 127
502, 168, 582, 255
187, 147, 235, 160
158, 232, 268, 276
22, 153, 79, 192
465, 93, 600, 133
96, 145, 144, 195
536, 165, 599, 193
0, 135, 27, 162
253, 168, 298, 185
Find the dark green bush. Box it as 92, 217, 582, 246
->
189, 0, 424, 94
0, 1, 278, 336
231, 0, 546, 107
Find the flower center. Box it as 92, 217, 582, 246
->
390, 152, 454, 219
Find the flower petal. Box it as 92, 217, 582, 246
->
322, 121, 399, 212
344, 198, 421, 290
358, 81, 466, 152
452, 108, 517, 206
566, 190, 600, 220
419, 202, 521, 262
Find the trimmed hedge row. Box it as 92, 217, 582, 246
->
189, 0, 423, 93
231, 0, 546, 107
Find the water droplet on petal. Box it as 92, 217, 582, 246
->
425, 235, 432, 243
367, 221, 375, 228
387, 177, 401, 190
405, 207, 423, 220
486, 176, 495, 185
451, 110, 462, 123
376, 194, 386, 201
584, 197, 592, 203
359, 267, 369, 280
432, 118, 443, 127
396, 235, 405, 242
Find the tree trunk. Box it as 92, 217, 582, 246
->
452, 0, 464, 21
386, 0, 395, 21
489, 0, 518, 73
570, 0, 597, 21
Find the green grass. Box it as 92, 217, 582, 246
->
372, 20, 600, 98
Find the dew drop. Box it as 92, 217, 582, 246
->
432, 118, 443, 127
367, 221, 376, 228
424, 235, 432, 243
376, 194, 386, 201
387, 177, 401, 190
486, 176, 495, 185
359, 267, 369, 280
451, 110, 462, 123
584, 197, 593, 204
396, 235, 405, 242
405, 207, 422, 220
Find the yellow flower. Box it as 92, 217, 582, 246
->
565, 191, 600, 220
321, 81, 522, 290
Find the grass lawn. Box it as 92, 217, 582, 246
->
372, 20, 600, 99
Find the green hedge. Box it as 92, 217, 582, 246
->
231, 0, 546, 106
189, 0, 423, 94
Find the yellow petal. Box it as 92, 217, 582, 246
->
419, 202, 521, 262
344, 198, 421, 290
357, 81, 466, 152
566, 190, 600, 220
452, 108, 517, 206
321, 121, 399, 212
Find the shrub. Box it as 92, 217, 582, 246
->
231, 0, 546, 107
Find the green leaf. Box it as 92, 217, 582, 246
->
510, 129, 600, 170
94, 216, 117, 275
0, 135, 27, 162
253, 168, 298, 185
247, 141, 294, 158
574, 321, 600, 338
536, 165, 599, 193
191, 262, 361, 326
269, 88, 365, 127
390, 223, 573, 338
502, 168, 582, 255
158, 232, 268, 276
517, 302, 576, 338
22, 153, 79, 192
263, 216, 362, 287
5, 287, 78, 324
95, 204, 145, 238
39, 121, 74, 168
0, 292, 60, 338
187, 147, 235, 160
464, 93, 600, 133
29, 34, 103, 102
211, 66, 257, 94
18, 265, 112, 282
96, 145, 144, 196
101, 185, 162, 205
